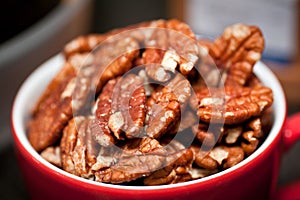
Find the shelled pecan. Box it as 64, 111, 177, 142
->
196, 86, 273, 124
204, 23, 264, 87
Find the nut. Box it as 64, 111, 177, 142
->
64, 34, 106, 58
191, 123, 217, 147
94, 137, 166, 183
28, 61, 77, 152
206, 23, 264, 87
143, 49, 172, 82
93, 36, 140, 93
222, 146, 245, 169
92, 78, 118, 146
196, 86, 273, 124
109, 74, 147, 139
146, 91, 180, 139
241, 118, 263, 155
60, 116, 99, 178
40, 146, 62, 167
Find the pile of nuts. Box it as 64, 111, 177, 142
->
28, 19, 273, 185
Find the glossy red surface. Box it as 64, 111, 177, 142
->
275, 113, 300, 200
282, 113, 300, 152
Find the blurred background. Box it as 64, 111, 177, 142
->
1, 0, 300, 199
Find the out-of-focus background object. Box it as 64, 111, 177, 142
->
183, 0, 300, 109
1, 0, 300, 199
0, 0, 93, 151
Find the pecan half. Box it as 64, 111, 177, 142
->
222, 146, 244, 169
63, 19, 153, 59
191, 145, 244, 170
191, 123, 218, 147
146, 91, 180, 139
92, 78, 119, 147
166, 19, 199, 75
162, 74, 192, 107
190, 145, 218, 170
64, 34, 106, 59
93, 74, 146, 142
138, 19, 200, 80
206, 23, 264, 86
28, 61, 77, 152
241, 118, 263, 155
109, 74, 146, 139
93, 137, 166, 183
90, 36, 140, 93
142, 49, 175, 82
40, 146, 62, 167
197, 86, 273, 124
60, 116, 99, 178
146, 74, 192, 138
144, 140, 194, 185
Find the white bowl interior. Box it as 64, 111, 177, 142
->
12, 54, 286, 189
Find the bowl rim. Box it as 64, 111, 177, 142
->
11, 53, 287, 190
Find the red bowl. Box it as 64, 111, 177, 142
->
11, 54, 295, 200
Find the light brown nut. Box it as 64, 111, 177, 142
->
188, 167, 218, 180
209, 146, 229, 166
95, 154, 165, 184
142, 49, 173, 82
206, 23, 264, 87
241, 131, 260, 156
28, 62, 77, 152
162, 74, 192, 107
92, 78, 119, 146
192, 145, 243, 170
166, 19, 200, 75
139, 19, 200, 79
64, 34, 107, 58
224, 126, 243, 145
146, 74, 192, 138
197, 86, 273, 124
144, 148, 194, 185
40, 146, 62, 167
31, 61, 76, 115
60, 116, 99, 178
143, 139, 193, 185
60, 117, 83, 175
189, 145, 218, 170
222, 146, 245, 169
93, 74, 146, 143
168, 109, 198, 135
191, 123, 217, 147
109, 74, 147, 139
63, 19, 153, 59
166, 19, 196, 39
146, 92, 180, 139
143, 166, 176, 186
247, 117, 263, 138
92, 36, 140, 93
93, 137, 166, 184
91, 137, 164, 172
